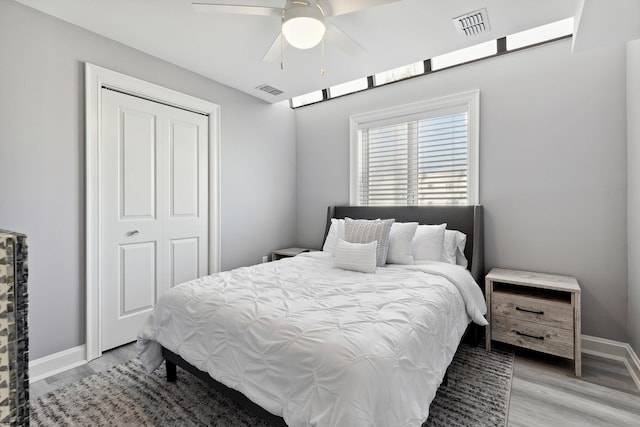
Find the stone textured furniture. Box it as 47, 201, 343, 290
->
0, 229, 29, 424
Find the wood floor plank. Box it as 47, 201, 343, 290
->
509, 379, 640, 426
88, 341, 138, 372
508, 350, 640, 426
43, 363, 95, 387
580, 353, 640, 396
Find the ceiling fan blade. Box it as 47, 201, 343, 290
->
262, 33, 286, 62
324, 22, 365, 57
320, 0, 403, 17
192, 1, 285, 16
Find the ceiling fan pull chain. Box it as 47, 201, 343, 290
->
320, 38, 325, 76
280, 12, 285, 70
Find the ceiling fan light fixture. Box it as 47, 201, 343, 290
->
282, 3, 326, 49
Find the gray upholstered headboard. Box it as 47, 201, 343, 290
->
324, 205, 485, 285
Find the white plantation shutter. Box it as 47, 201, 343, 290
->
360, 123, 412, 205
417, 113, 468, 204
351, 91, 479, 206
358, 112, 469, 205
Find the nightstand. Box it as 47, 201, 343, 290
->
271, 247, 313, 261
485, 268, 582, 376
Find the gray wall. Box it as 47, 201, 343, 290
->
628, 39, 640, 354
0, 1, 297, 359
295, 39, 628, 342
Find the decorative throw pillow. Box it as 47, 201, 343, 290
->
387, 222, 418, 264
322, 218, 345, 255
333, 239, 377, 273
412, 223, 447, 262
443, 229, 467, 265
345, 218, 394, 267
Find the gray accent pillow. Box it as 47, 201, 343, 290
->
345, 218, 395, 267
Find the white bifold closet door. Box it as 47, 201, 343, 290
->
100, 88, 209, 351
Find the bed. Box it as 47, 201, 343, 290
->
138, 205, 487, 426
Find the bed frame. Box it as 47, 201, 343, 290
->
162, 205, 484, 425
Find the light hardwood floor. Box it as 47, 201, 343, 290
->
31, 342, 640, 426
508, 346, 640, 426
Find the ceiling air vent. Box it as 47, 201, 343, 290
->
256, 84, 284, 96
453, 8, 490, 36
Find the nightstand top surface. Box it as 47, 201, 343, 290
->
272, 247, 313, 256
486, 268, 580, 293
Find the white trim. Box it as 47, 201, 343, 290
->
29, 345, 87, 383
581, 335, 640, 391
85, 63, 221, 361
349, 90, 480, 205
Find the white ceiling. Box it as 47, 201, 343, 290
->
16, 0, 577, 103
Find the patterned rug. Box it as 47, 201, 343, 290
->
31, 344, 513, 426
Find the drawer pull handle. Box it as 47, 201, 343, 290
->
516, 331, 544, 340
516, 306, 544, 315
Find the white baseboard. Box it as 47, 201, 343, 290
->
582, 335, 640, 390
29, 345, 87, 383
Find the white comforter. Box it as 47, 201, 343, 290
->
138, 252, 487, 427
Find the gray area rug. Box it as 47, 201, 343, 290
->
31, 344, 513, 426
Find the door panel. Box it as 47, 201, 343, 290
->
170, 121, 199, 217
120, 109, 156, 219
120, 242, 156, 315
100, 89, 209, 352
170, 238, 199, 288
161, 107, 209, 297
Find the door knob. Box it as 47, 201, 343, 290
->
128, 230, 140, 236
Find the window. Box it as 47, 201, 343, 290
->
290, 90, 323, 108
374, 62, 425, 86
329, 78, 369, 98
431, 40, 497, 71
507, 18, 573, 51
290, 19, 574, 108
350, 91, 479, 206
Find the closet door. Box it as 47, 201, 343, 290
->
100, 89, 208, 351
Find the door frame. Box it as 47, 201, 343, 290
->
85, 63, 221, 361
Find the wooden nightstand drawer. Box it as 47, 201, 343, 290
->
492, 315, 574, 359
492, 291, 573, 330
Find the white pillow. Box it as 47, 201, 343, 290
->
412, 223, 447, 261
333, 239, 377, 273
443, 229, 467, 265
456, 246, 469, 269
345, 218, 394, 267
387, 222, 418, 264
322, 218, 345, 255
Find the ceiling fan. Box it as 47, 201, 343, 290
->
192, 0, 403, 63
